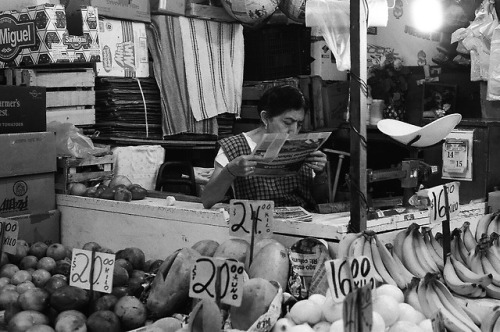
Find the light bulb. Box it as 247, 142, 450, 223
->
410, 0, 443, 33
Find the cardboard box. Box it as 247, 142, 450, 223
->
0, 86, 46, 134
151, 0, 185, 16
63, 0, 150, 22
0, 0, 61, 12
0, 4, 100, 68
6, 209, 61, 246
0, 132, 56, 178
0, 173, 56, 218
96, 18, 149, 78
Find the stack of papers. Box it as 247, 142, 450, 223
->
273, 206, 313, 222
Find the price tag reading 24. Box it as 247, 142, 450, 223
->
189, 257, 245, 307
420, 182, 460, 223
70, 249, 115, 293
325, 256, 375, 302
229, 199, 274, 238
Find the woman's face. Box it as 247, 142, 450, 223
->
265, 109, 305, 135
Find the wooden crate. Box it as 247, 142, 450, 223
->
1, 67, 96, 126
56, 154, 114, 194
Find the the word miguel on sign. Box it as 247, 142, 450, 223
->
0, 14, 35, 62
69, 249, 115, 293
189, 257, 245, 307
325, 255, 375, 302
229, 199, 274, 239
0, 218, 18, 255
417, 181, 460, 223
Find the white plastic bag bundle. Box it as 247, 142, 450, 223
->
487, 25, 500, 100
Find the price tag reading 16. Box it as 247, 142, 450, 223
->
70, 249, 115, 293
420, 182, 460, 223
189, 257, 245, 307
325, 256, 375, 302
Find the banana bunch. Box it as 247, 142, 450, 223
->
392, 223, 443, 278
337, 230, 414, 289
475, 213, 500, 242
481, 309, 500, 332
417, 273, 481, 332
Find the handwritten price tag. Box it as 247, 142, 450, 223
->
70, 249, 115, 293
0, 219, 18, 255
189, 257, 245, 307
418, 182, 460, 223
229, 200, 274, 238
325, 256, 375, 302
343, 285, 373, 332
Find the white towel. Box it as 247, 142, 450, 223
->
179, 17, 244, 121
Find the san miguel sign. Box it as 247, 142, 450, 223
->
0, 14, 36, 62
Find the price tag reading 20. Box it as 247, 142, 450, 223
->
70, 249, 115, 293
325, 256, 375, 302
229, 199, 274, 238
189, 257, 245, 307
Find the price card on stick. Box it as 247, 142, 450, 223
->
189, 257, 245, 307
229, 199, 274, 238
70, 249, 115, 293
0, 218, 18, 255
325, 256, 375, 303
417, 181, 460, 224
343, 284, 373, 332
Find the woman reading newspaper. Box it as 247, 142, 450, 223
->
201, 85, 329, 211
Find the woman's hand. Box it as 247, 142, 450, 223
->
226, 155, 261, 177
305, 150, 327, 174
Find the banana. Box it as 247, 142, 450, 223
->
476, 213, 495, 242
443, 254, 483, 297
486, 246, 500, 271
349, 235, 365, 258
431, 279, 482, 331
487, 214, 500, 237
462, 221, 477, 252
461, 305, 483, 326
369, 236, 397, 286
435, 231, 443, 246
413, 227, 440, 273
484, 282, 500, 299
388, 244, 416, 283
451, 236, 467, 266
480, 254, 500, 287
338, 232, 362, 258
362, 235, 383, 284
481, 309, 500, 332
449, 254, 493, 287
454, 229, 471, 265
427, 227, 444, 260
422, 228, 444, 270
416, 278, 433, 319
402, 227, 428, 278
392, 229, 407, 261
404, 278, 423, 313
469, 248, 486, 275
373, 235, 409, 288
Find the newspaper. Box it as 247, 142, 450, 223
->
251, 132, 331, 177
274, 206, 313, 222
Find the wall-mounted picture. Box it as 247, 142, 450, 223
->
422, 82, 458, 120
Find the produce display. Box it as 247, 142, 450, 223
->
68, 175, 148, 201
3, 212, 500, 331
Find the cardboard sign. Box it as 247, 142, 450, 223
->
325, 256, 375, 302
70, 249, 115, 293
418, 182, 460, 223
0, 219, 18, 255
229, 200, 273, 238
343, 285, 373, 332
189, 257, 245, 307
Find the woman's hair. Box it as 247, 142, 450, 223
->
257, 84, 308, 118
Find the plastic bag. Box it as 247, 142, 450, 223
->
47, 121, 108, 158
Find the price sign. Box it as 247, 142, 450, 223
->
418, 182, 460, 223
343, 284, 373, 332
189, 257, 245, 307
0, 219, 18, 255
70, 249, 115, 293
325, 256, 375, 302
431, 310, 445, 332
229, 200, 274, 238
442, 140, 468, 174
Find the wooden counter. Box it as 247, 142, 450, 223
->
57, 195, 486, 260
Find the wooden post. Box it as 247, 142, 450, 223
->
349, 0, 368, 232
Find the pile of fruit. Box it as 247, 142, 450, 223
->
68, 175, 147, 202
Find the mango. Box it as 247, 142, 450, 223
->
248, 242, 290, 290
213, 238, 249, 263
191, 239, 220, 257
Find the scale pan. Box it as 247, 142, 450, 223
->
377, 113, 462, 148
